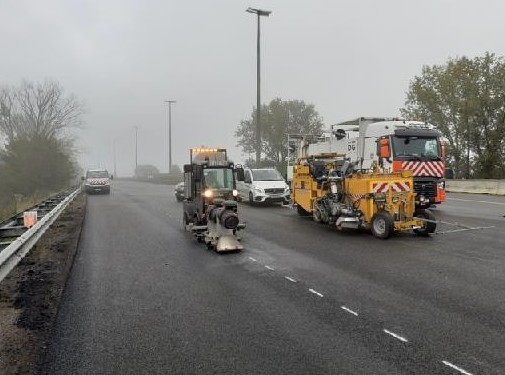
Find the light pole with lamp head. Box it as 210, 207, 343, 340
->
164, 100, 176, 173
246, 7, 271, 165
134, 126, 138, 177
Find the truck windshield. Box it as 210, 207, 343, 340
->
392, 136, 440, 160
252, 169, 284, 181
203, 168, 234, 189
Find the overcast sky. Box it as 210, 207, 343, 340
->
1, 0, 505, 176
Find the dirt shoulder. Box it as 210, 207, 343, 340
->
0, 192, 86, 375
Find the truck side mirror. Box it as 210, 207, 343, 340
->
378, 138, 390, 159
183, 164, 192, 173
235, 167, 245, 181
110, 174, 114, 180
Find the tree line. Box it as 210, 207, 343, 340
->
0, 80, 83, 215
236, 52, 505, 179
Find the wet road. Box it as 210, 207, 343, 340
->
40, 180, 505, 374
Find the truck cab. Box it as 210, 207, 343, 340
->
236, 167, 290, 205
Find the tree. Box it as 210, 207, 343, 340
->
0, 80, 83, 143
0, 134, 77, 195
235, 98, 324, 170
0, 80, 83, 201
401, 52, 505, 178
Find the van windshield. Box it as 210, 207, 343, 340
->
252, 169, 284, 181
87, 170, 109, 178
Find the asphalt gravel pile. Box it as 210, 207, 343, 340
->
0, 193, 86, 375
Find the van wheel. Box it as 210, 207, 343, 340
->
248, 192, 255, 206
371, 211, 394, 239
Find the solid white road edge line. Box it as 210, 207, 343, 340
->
442, 361, 474, 375
383, 329, 408, 343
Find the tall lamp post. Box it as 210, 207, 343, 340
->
246, 7, 271, 165
164, 100, 176, 173
134, 126, 138, 176
113, 139, 117, 178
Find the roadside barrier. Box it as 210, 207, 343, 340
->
0, 187, 81, 283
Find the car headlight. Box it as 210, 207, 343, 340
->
232, 189, 238, 197
254, 187, 264, 193
204, 189, 213, 198
438, 181, 445, 189
284, 186, 290, 192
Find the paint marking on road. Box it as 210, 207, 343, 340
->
383, 329, 408, 343
248, 257, 257, 262
442, 361, 473, 375
265, 265, 274, 271
448, 197, 505, 206
308, 289, 324, 298
285, 276, 297, 283
436, 226, 495, 235
341, 306, 359, 316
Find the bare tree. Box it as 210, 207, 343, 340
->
0, 80, 84, 143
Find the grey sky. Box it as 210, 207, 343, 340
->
1, 0, 504, 176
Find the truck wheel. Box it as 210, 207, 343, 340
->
413, 209, 436, 236
371, 211, 394, 239
296, 204, 310, 216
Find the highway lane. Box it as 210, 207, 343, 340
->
40, 181, 505, 374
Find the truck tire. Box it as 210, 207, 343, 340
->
413, 209, 436, 236
296, 204, 310, 216
371, 211, 394, 239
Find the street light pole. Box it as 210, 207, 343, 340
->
164, 100, 176, 174
246, 7, 271, 165
134, 126, 138, 175
113, 139, 117, 178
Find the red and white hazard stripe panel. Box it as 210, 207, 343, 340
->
373, 181, 410, 194
401, 161, 444, 178
391, 181, 410, 192
373, 182, 389, 193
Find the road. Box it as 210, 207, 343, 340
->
40, 180, 505, 374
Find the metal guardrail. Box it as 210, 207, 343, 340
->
0, 186, 81, 283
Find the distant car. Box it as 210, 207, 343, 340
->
83, 169, 111, 194
174, 182, 185, 201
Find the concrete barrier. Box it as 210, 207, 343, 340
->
445, 179, 505, 195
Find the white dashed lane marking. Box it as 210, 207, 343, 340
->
308, 289, 324, 298
341, 306, 359, 316
442, 361, 474, 375
248, 257, 257, 262
383, 329, 408, 343
284, 276, 297, 283
265, 265, 275, 271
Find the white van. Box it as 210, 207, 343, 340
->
83, 169, 111, 194
236, 167, 290, 205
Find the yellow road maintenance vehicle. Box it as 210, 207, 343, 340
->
183, 148, 246, 251
291, 153, 436, 239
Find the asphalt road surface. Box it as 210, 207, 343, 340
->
40, 180, 505, 374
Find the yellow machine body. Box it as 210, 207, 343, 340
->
291, 154, 432, 238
